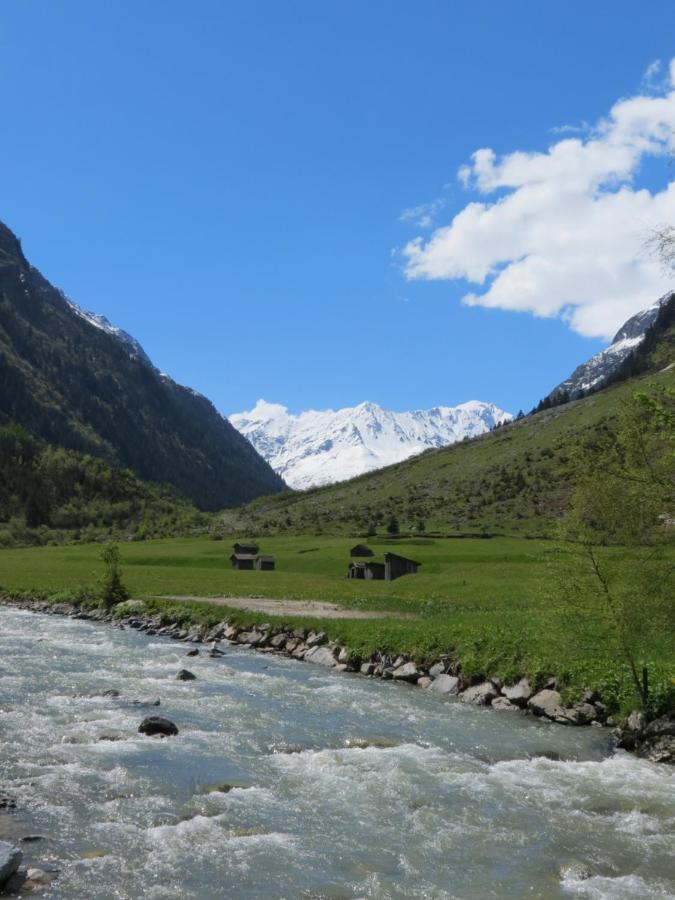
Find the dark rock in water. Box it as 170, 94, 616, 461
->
20, 835, 44, 843
644, 715, 675, 739
201, 780, 251, 794
101, 689, 120, 698
186, 648, 199, 657
0, 841, 22, 887
639, 735, 675, 764
501, 678, 532, 707
131, 697, 161, 707
138, 716, 179, 737
0, 797, 17, 812
176, 669, 196, 681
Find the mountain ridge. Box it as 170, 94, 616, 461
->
0, 220, 285, 510
230, 398, 511, 489
548, 293, 673, 400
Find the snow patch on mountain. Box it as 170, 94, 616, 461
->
549, 292, 672, 399
230, 399, 512, 489
66, 299, 152, 365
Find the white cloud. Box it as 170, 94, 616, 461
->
399, 198, 445, 229
402, 63, 675, 339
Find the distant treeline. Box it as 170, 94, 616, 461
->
0, 423, 209, 548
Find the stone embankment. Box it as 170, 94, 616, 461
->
3, 597, 673, 764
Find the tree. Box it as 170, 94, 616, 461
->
552, 385, 675, 710
99, 542, 130, 608
386, 515, 400, 536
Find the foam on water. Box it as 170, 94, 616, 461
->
0, 605, 673, 899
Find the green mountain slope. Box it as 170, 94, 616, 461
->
0, 221, 285, 510
228, 319, 675, 537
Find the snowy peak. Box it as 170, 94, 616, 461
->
550, 292, 673, 399
230, 399, 511, 489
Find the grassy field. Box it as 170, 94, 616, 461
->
1, 533, 672, 714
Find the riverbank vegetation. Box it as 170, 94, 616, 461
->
1, 528, 672, 716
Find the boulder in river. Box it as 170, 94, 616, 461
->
176, 669, 196, 681
492, 697, 518, 711
304, 646, 337, 667
0, 841, 22, 888
501, 678, 532, 707
392, 662, 419, 683
430, 674, 460, 695
460, 681, 499, 706
185, 648, 199, 657
528, 689, 567, 720
138, 716, 179, 737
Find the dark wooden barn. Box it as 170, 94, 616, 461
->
230, 553, 256, 570
347, 561, 385, 580
233, 542, 259, 556
255, 555, 276, 571
350, 543, 374, 557
384, 552, 421, 581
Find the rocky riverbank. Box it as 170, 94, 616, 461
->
2, 596, 673, 767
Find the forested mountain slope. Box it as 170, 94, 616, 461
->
0, 221, 284, 509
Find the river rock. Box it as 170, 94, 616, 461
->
186, 648, 199, 657
23, 867, 54, 890
429, 662, 446, 677
644, 714, 675, 738
269, 633, 287, 649
360, 662, 376, 676
176, 669, 196, 681
638, 735, 675, 764
501, 678, 532, 707
492, 697, 518, 711
559, 861, 593, 881
292, 643, 308, 659
284, 638, 300, 653
223, 624, 239, 640
392, 662, 419, 683
0, 841, 22, 887
460, 681, 499, 705
417, 676, 433, 689
528, 689, 566, 720
138, 716, 179, 737
430, 674, 460, 695
304, 646, 337, 667
305, 631, 327, 648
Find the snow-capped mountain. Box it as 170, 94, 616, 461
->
549, 292, 673, 400
230, 399, 512, 489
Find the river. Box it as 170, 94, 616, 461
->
0, 606, 673, 899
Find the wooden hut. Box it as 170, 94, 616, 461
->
233, 542, 259, 556
230, 553, 255, 570
350, 543, 374, 557
255, 555, 276, 571
384, 552, 420, 581
347, 561, 385, 580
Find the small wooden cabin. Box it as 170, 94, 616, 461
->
255, 555, 276, 571
233, 542, 259, 556
384, 552, 421, 581
350, 543, 374, 557
230, 553, 256, 570
347, 561, 385, 580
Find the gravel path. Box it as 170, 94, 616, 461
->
159, 595, 416, 619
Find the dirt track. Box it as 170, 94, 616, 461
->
159, 595, 415, 620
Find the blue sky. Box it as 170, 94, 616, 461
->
2, 2, 675, 416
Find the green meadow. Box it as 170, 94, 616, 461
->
2, 533, 672, 714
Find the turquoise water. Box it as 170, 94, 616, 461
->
0, 606, 673, 899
